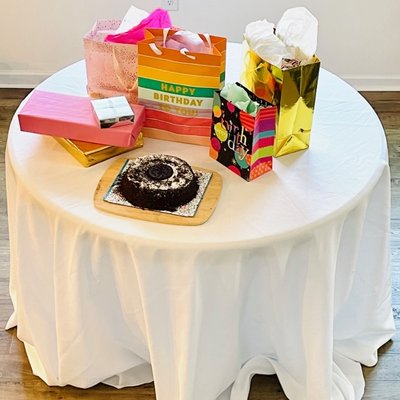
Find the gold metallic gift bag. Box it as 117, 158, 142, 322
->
242, 49, 320, 157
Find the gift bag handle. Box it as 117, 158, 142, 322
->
148, 28, 212, 60
200, 33, 212, 48
112, 46, 138, 93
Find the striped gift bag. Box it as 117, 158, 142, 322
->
138, 28, 226, 146
210, 83, 277, 181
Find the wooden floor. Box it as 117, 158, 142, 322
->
0, 89, 399, 399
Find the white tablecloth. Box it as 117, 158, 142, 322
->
5, 43, 395, 400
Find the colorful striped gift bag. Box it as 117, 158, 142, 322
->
138, 28, 226, 146
210, 83, 277, 181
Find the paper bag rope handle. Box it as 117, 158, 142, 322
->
149, 28, 212, 59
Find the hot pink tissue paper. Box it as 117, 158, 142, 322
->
18, 90, 145, 147
105, 8, 172, 44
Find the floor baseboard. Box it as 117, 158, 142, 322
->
0, 71, 51, 89
341, 75, 400, 91
1, 71, 400, 91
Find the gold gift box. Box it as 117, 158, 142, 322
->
242, 50, 320, 157
54, 132, 144, 167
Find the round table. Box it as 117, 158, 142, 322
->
5, 43, 395, 400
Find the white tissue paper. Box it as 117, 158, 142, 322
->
115, 5, 149, 34
276, 7, 318, 62
244, 7, 318, 68
244, 20, 295, 67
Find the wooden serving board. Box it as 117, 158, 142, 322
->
94, 157, 222, 225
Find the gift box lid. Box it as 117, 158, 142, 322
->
18, 90, 145, 147
91, 96, 135, 128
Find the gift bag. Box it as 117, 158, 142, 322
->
83, 19, 139, 103
242, 49, 320, 157
241, 8, 320, 157
210, 83, 277, 181
138, 28, 227, 146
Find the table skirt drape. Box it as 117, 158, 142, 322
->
6, 147, 394, 400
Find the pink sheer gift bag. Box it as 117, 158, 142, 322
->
83, 19, 139, 103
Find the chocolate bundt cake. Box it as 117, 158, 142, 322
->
120, 154, 199, 211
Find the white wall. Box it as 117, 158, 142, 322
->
1, 0, 400, 90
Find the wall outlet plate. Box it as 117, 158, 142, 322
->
162, 0, 179, 11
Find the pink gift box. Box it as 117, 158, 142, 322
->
18, 90, 145, 147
